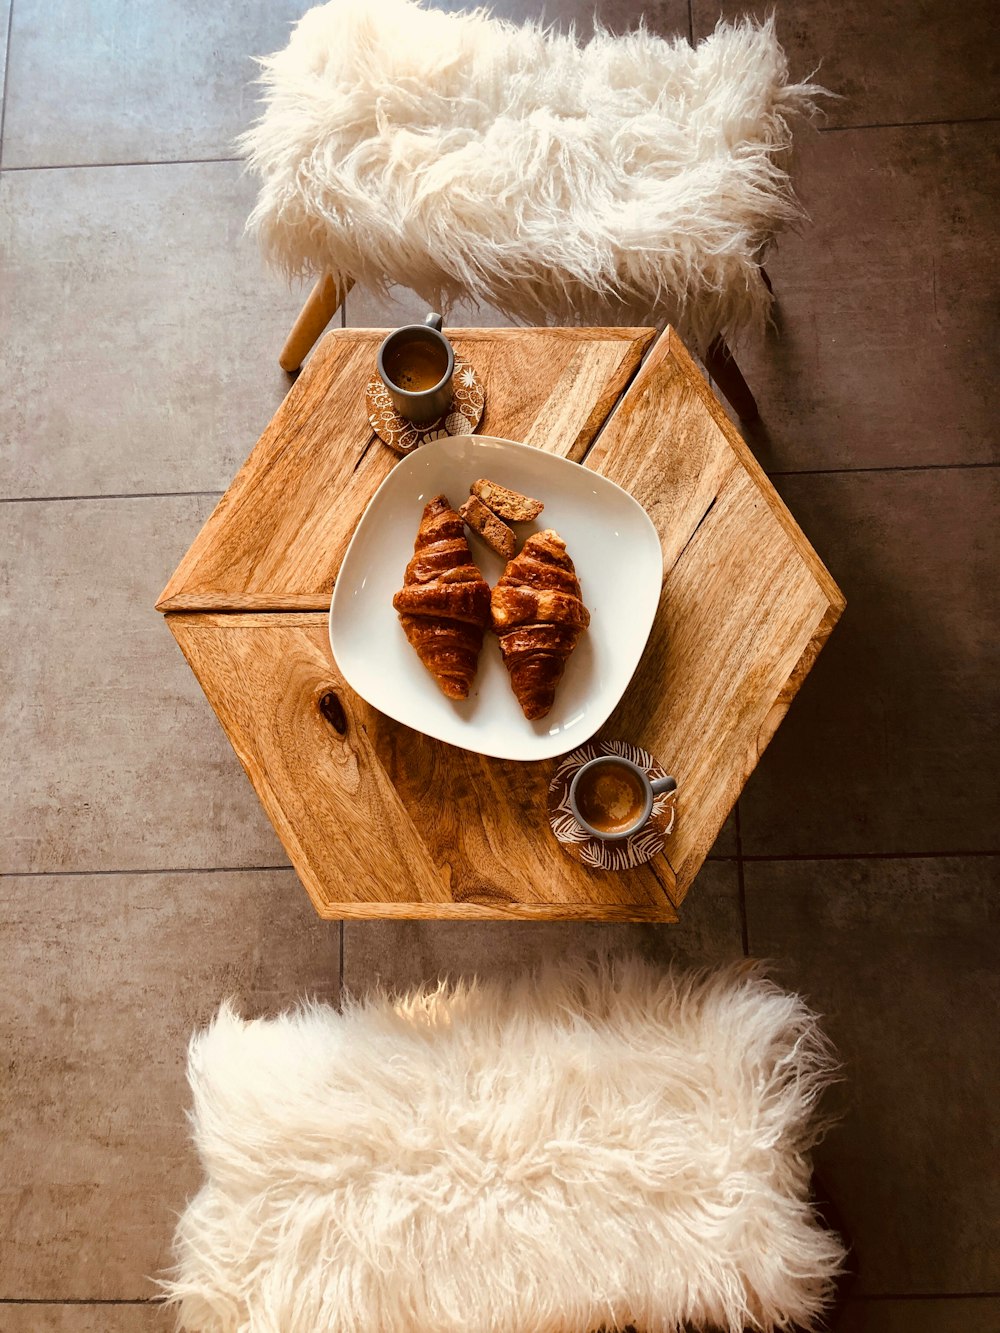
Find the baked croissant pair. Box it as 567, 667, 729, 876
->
392, 495, 590, 719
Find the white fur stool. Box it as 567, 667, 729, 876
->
163, 959, 844, 1332
240, 0, 824, 416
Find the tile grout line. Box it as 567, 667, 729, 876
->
0, 116, 996, 176
767, 461, 998, 478
818, 114, 1000, 134
0, 865, 294, 879
848, 1292, 1000, 1302
1, 857, 739, 877
3, 1302, 162, 1310
1, 490, 225, 504
0, 0, 14, 171
3, 851, 997, 882
734, 802, 749, 956
3, 462, 996, 507
740, 850, 1000, 862
0, 154, 240, 173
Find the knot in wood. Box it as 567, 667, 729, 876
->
318, 690, 348, 736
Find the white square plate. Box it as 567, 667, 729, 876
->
329, 436, 662, 761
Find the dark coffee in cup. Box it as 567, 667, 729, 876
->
574, 760, 648, 834
377, 313, 455, 424
383, 338, 449, 393
567, 753, 677, 843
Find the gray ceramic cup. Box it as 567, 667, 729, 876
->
569, 755, 677, 842
377, 312, 455, 425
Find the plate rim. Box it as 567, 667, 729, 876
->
329, 435, 663, 761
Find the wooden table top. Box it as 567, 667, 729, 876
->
158, 326, 844, 921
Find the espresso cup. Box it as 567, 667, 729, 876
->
568, 755, 677, 842
377, 312, 455, 425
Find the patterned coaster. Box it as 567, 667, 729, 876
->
367, 359, 485, 455
548, 740, 677, 871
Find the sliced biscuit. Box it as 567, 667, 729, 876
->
460, 494, 517, 559
471, 478, 544, 522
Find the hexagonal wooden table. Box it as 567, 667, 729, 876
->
158, 326, 843, 922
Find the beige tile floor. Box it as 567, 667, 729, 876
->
1, 1, 997, 1327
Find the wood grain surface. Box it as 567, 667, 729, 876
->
585, 329, 845, 902
167, 612, 677, 920
157, 327, 654, 613
159, 325, 843, 920
167, 613, 449, 910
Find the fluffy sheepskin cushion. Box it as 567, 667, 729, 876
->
163, 959, 843, 1333
240, 0, 824, 350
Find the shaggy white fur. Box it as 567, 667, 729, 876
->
163, 958, 843, 1333
241, 0, 823, 350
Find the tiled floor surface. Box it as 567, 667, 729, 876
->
1, 0, 997, 1327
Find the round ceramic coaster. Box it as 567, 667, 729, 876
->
366, 358, 485, 456
548, 740, 678, 871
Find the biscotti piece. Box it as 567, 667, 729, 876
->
460, 494, 517, 559
471, 478, 544, 522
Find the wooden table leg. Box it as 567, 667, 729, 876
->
704, 336, 759, 423
279, 273, 354, 373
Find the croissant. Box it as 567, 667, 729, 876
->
491, 529, 590, 720
392, 494, 491, 700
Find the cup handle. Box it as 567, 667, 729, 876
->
425, 311, 443, 331
650, 775, 677, 797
